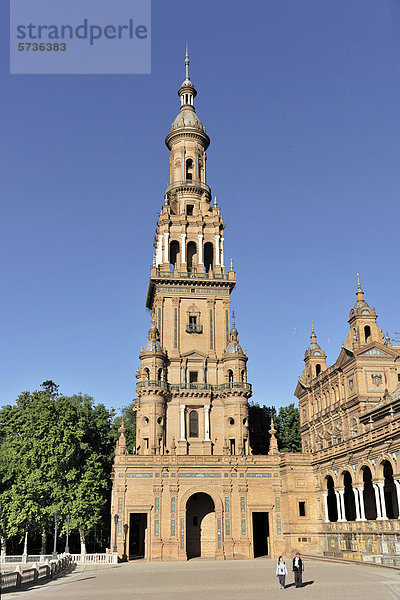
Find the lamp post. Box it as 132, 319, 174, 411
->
65, 514, 70, 554
123, 523, 129, 561
52, 510, 60, 560
113, 514, 119, 554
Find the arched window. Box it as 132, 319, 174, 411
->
143, 368, 150, 381
241, 369, 246, 382
227, 369, 234, 385
350, 418, 357, 437
186, 158, 193, 181
364, 325, 371, 343
170, 240, 180, 269
204, 242, 214, 273
157, 368, 162, 382
187, 242, 197, 272
189, 410, 198, 438
316, 364, 321, 376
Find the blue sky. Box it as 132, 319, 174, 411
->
1, 0, 400, 412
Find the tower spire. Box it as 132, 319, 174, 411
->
356, 272, 364, 302
185, 41, 190, 81
310, 321, 317, 344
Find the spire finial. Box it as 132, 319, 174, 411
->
356, 272, 364, 301
230, 258, 234, 271
185, 41, 190, 81
214, 196, 217, 207
232, 311, 236, 329
310, 321, 317, 343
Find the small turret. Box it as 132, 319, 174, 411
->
345, 274, 384, 349
301, 322, 328, 383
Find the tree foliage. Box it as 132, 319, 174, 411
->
248, 402, 301, 454
0, 382, 136, 553
274, 403, 301, 452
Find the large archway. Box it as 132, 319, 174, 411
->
186, 493, 215, 559
362, 466, 377, 520
326, 475, 338, 522
343, 471, 356, 521
382, 461, 399, 519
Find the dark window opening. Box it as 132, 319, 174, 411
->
364, 325, 371, 343
189, 371, 198, 384
189, 315, 197, 326
316, 364, 321, 376
144, 438, 149, 449
229, 439, 235, 455
186, 158, 193, 180
299, 502, 306, 517
204, 242, 214, 273
228, 369, 234, 384
170, 240, 180, 269
186, 204, 194, 216
187, 242, 197, 272
189, 410, 199, 437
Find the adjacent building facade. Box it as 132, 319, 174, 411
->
295, 277, 400, 563
111, 53, 400, 564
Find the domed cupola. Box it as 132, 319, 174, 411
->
143, 315, 164, 354
226, 312, 244, 355
166, 45, 210, 150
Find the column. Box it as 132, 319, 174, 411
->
394, 480, 400, 517
163, 232, 169, 263
181, 233, 186, 263
335, 490, 343, 521
377, 483, 388, 519
374, 484, 383, 520
338, 489, 346, 521
198, 234, 203, 264
322, 493, 330, 522
214, 235, 220, 266
156, 235, 163, 266
356, 486, 366, 520
354, 488, 361, 521
204, 405, 210, 441
220, 237, 224, 268
179, 405, 186, 441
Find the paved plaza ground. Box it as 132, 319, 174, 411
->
5, 558, 400, 600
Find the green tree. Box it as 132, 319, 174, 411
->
0, 384, 117, 554
248, 403, 276, 455
274, 403, 301, 452
112, 404, 137, 453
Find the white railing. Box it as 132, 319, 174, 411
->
0, 554, 72, 591
70, 552, 117, 564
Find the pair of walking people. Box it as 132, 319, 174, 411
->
275, 553, 304, 589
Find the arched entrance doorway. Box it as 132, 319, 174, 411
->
186, 493, 215, 559
343, 471, 356, 521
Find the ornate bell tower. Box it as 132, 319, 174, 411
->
135, 48, 252, 457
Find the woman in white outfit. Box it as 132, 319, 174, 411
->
276, 555, 288, 589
